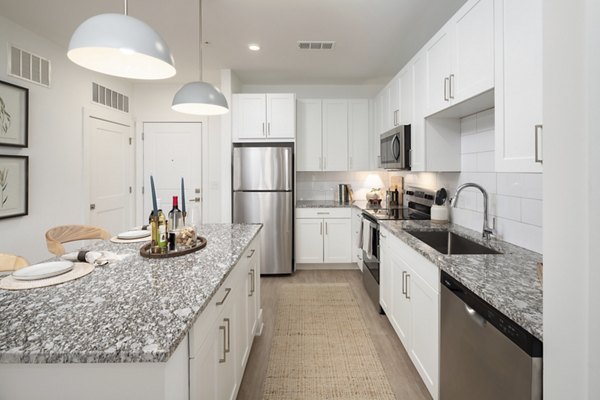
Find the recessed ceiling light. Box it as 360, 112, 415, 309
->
248, 44, 261, 51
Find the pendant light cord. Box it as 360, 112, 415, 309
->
124, 0, 128, 16
198, 0, 203, 81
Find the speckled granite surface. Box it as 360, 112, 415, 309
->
0, 224, 261, 364
379, 220, 543, 341
296, 200, 354, 208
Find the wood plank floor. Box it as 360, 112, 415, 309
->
237, 269, 432, 400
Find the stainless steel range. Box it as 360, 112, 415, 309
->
361, 186, 435, 313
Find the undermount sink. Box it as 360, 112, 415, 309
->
405, 230, 502, 255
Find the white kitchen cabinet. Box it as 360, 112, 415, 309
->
350, 208, 363, 266
297, 99, 323, 171
348, 99, 370, 171
323, 218, 352, 263
411, 53, 427, 172
296, 208, 352, 265
494, 0, 543, 172
426, 0, 494, 116
322, 99, 349, 171
398, 66, 413, 126
233, 93, 295, 141
379, 227, 440, 400
389, 76, 400, 129
371, 92, 384, 169
190, 327, 218, 400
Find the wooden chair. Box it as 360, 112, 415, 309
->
0, 253, 29, 273
45, 225, 111, 256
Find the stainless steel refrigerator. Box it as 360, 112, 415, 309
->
232, 143, 294, 274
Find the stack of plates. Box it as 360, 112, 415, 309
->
117, 230, 151, 240
12, 261, 74, 281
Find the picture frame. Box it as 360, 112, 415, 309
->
0, 80, 29, 148
0, 155, 29, 220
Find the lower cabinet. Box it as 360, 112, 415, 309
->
380, 227, 440, 399
350, 208, 363, 267
189, 237, 261, 400
296, 208, 352, 264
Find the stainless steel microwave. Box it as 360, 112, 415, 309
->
380, 125, 411, 170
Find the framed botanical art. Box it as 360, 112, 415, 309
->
0, 155, 29, 219
0, 80, 29, 148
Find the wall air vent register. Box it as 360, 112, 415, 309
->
297, 41, 336, 50
8, 45, 51, 87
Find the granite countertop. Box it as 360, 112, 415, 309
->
0, 223, 262, 364
379, 220, 543, 341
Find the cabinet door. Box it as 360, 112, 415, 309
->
323, 218, 351, 263
235, 94, 266, 139
371, 92, 384, 169
296, 99, 323, 171
322, 99, 348, 171
495, 0, 543, 172
409, 271, 439, 399
389, 76, 400, 128
216, 299, 237, 400
411, 53, 426, 172
266, 93, 296, 139
426, 29, 453, 115
453, 0, 495, 102
234, 277, 249, 377
379, 232, 391, 312
398, 67, 413, 125
348, 99, 370, 171
350, 209, 363, 265
246, 248, 259, 342
190, 327, 218, 400
390, 250, 411, 349
295, 219, 324, 263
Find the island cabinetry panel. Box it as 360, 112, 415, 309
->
296, 208, 352, 264
379, 227, 440, 399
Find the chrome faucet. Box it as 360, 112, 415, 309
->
450, 183, 495, 239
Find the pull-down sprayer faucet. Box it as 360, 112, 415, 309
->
450, 183, 496, 239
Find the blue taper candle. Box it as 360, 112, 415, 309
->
150, 175, 158, 216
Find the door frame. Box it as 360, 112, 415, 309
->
82, 107, 134, 227
135, 121, 209, 226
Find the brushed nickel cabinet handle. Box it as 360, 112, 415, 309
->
267, 122, 271, 136
449, 74, 455, 99
247, 249, 255, 258
317, 212, 330, 215
444, 77, 449, 101
219, 325, 226, 363
262, 122, 265, 136
320, 222, 323, 235
406, 274, 411, 299
534, 125, 543, 163
224, 318, 231, 353
402, 271, 407, 295
216, 288, 231, 306
249, 269, 255, 296
325, 222, 328, 235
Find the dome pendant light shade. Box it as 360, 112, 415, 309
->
172, 81, 229, 115
68, 13, 176, 80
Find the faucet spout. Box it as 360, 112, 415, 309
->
451, 183, 495, 239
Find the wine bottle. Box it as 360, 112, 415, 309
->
149, 211, 159, 252
168, 196, 183, 231
157, 209, 168, 252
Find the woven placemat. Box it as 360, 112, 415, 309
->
0, 263, 94, 291
110, 236, 151, 244
262, 283, 396, 400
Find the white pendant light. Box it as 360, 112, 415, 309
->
68, 0, 176, 80
172, 0, 229, 116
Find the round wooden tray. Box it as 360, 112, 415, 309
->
139, 236, 207, 259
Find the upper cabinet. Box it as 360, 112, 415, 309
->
233, 93, 296, 141
426, 0, 494, 116
494, 0, 543, 172
297, 98, 369, 172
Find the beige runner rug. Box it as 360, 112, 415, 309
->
262, 283, 396, 400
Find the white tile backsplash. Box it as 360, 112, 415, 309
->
408, 108, 543, 253
296, 171, 391, 201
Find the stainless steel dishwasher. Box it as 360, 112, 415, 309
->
440, 271, 543, 400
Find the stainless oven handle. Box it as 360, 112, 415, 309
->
391, 135, 400, 161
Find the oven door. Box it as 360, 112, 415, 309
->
363, 223, 380, 283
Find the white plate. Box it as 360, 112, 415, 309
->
117, 230, 151, 240
12, 261, 74, 281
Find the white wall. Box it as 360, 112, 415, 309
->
240, 83, 382, 99
0, 15, 132, 263
544, 0, 598, 398
404, 109, 543, 253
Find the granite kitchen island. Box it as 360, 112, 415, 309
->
0, 223, 263, 400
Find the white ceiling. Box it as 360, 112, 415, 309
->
0, 0, 466, 85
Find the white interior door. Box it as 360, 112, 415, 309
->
89, 117, 134, 235
143, 122, 203, 223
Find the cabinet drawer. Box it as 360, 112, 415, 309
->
296, 208, 351, 219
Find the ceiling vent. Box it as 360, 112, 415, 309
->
297, 41, 336, 50
8, 45, 51, 87
92, 82, 129, 113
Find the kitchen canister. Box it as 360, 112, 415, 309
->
431, 205, 449, 223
